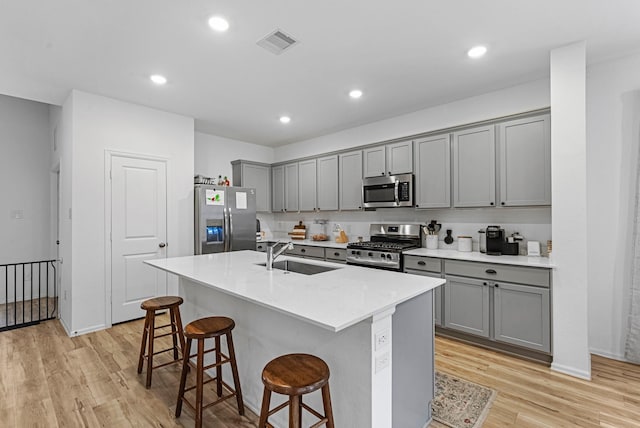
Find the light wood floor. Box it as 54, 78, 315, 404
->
1, 316, 639, 427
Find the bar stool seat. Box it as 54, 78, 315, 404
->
137, 295, 185, 388
258, 353, 335, 428
176, 316, 244, 428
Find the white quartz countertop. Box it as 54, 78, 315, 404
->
145, 251, 443, 332
404, 248, 556, 268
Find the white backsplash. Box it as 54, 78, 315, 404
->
257, 206, 552, 256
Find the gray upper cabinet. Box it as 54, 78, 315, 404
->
452, 125, 496, 207
231, 160, 271, 212
363, 141, 413, 178
271, 165, 285, 212
386, 141, 413, 175
363, 146, 386, 178
444, 275, 490, 338
317, 155, 339, 211
498, 114, 551, 206
298, 159, 317, 211
494, 281, 550, 353
339, 150, 363, 210
414, 134, 451, 209
284, 163, 299, 212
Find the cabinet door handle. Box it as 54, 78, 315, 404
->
301, 248, 306, 253
501, 202, 505, 206
490, 202, 495, 206
483, 282, 488, 286
334, 252, 340, 257
485, 269, 497, 274
417, 261, 426, 266
494, 283, 499, 287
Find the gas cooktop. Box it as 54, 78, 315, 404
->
346, 223, 422, 271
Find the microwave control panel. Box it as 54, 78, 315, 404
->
399, 182, 410, 201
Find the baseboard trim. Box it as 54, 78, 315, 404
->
67, 323, 108, 337
590, 348, 626, 362
550, 362, 591, 380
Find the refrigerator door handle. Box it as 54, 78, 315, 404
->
223, 207, 231, 252
227, 209, 233, 252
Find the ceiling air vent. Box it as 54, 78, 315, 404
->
257, 29, 299, 55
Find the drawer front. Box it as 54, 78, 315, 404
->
325, 248, 347, 262
444, 260, 550, 287
286, 245, 325, 259
404, 255, 442, 273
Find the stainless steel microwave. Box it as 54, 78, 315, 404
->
362, 173, 414, 208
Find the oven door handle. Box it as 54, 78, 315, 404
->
394, 180, 399, 205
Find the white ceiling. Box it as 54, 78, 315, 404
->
2, 1, 640, 147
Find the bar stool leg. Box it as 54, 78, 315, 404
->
226, 331, 245, 415
289, 395, 301, 428
215, 336, 222, 397
258, 388, 272, 428
175, 337, 191, 417
137, 311, 150, 374
170, 307, 179, 360
321, 384, 335, 428
174, 305, 185, 353
145, 310, 156, 388
195, 338, 205, 428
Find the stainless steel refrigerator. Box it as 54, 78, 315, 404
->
194, 185, 257, 254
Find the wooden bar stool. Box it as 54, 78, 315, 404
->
258, 353, 335, 428
137, 295, 185, 388
175, 316, 244, 428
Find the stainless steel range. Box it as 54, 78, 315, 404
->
346, 224, 422, 271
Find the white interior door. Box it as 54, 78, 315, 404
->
111, 155, 167, 324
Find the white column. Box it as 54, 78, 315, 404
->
550, 41, 591, 379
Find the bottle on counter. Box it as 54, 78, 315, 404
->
224, 176, 230, 186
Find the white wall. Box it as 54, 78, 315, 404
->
549, 42, 590, 379
55, 90, 194, 335
587, 51, 640, 360
195, 132, 274, 180
0, 94, 52, 264
274, 79, 550, 161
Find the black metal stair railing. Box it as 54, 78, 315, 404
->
0, 259, 57, 331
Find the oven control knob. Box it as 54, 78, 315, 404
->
386, 254, 392, 259
380, 253, 385, 258
356, 251, 361, 256
368, 252, 373, 257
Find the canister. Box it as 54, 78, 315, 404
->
458, 236, 472, 252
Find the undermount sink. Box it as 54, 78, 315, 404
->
257, 260, 341, 275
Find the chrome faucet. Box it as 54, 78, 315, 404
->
266, 241, 293, 271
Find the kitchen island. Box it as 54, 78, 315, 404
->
145, 250, 444, 428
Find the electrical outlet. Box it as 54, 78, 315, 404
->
375, 352, 390, 373
375, 329, 390, 350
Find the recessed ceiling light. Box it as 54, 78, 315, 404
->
467, 45, 487, 59
279, 116, 291, 124
208, 16, 229, 32
349, 89, 363, 99
150, 74, 167, 85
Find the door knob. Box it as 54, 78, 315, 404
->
159, 242, 167, 248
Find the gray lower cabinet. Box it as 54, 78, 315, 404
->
494, 281, 550, 352
404, 255, 443, 326
444, 275, 490, 338
442, 259, 552, 355
286, 244, 324, 259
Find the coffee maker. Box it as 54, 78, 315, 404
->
485, 225, 504, 255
